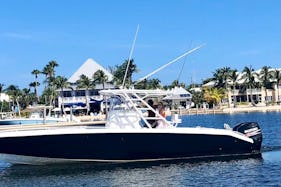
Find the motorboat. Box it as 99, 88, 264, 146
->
0, 105, 67, 125
0, 89, 262, 165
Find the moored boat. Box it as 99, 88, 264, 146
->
0, 105, 67, 125
0, 89, 262, 165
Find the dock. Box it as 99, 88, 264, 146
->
168, 105, 281, 116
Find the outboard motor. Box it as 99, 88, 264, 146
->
233, 122, 262, 151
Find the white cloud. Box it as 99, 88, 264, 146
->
0, 32, 32, 40
239, 49, 261, 56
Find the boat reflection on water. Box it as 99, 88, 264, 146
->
0, 110, 280, 186
1, 150, 281, 187
262, 147, 281, 163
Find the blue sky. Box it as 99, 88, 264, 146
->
1, 0, 281, 91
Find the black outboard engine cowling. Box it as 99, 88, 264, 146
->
233, 122, 262, 151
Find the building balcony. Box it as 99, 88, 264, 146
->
229, 88, 263, 96
61, 97, 84, 103
59, 95, 103, 104
229, 89, 240, 95
246, 89, 262, 95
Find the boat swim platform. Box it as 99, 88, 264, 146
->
0, 120, 106, 132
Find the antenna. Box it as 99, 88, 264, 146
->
176, 55, 187, 83
134, 44, 205, 85
122, 25, 140, 88
177, 42, 192, 84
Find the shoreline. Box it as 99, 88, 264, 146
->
168, 105, 281, 116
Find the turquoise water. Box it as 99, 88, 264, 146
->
0, 112, 281, 186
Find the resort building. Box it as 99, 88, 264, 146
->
56, 58, 117, 114
203, 68, 281, 106
163, 87, 193, 109
0, 93, 10, 102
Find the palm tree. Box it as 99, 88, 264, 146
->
29, 81, 40, 102
134, 79, 148, 89
113, 59, 138, 87
0, 83, 5, 112
0, 83, 4, 93
41, 61, 60, 107
212, 67, 233, 107
47, 61, 58, 78
259, 66, 272, 105
241, 66, 258, 106
148, 78, 162, 89
213, 67, 232, 89
93, 70, 108, 89
272, 69, 281, 102
191, 91, 205, 107
41, 86, 57, 107
135, 78, 162, 89
5, 85, 22, 116
31, 69, 41, 102
123, 59, 138, 87
42, 60, 59, 86
171, 80, 179, 88
20, 88, 34, 109
203, 87, 226, 108
77, 74, 95, 114
54, 76, 69, 115
229, 69, 239, 107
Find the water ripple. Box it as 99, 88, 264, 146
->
0, 112, 281, 186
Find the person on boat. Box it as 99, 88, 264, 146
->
147, 99, 157, 128
156, 102, 166, 128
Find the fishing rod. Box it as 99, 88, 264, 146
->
134, 44, 205, 85
122, 25, 140, 88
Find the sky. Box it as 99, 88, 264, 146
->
1, 0, 281, 92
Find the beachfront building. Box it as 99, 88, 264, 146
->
163, 87, 193, 109
0, 93, 10, 102
227, 84, 281, 105
203, 68, 281, 106
56, 58, 117, 114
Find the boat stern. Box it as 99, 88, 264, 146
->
233, 122, 263, 153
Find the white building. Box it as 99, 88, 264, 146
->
203, 68, 281, 105
163, 87, 193, 109
57, 58, 116, 113
0, 93, 10, 102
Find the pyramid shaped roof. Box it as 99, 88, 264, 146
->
170, 87, 191, 95
68, 58, 113, 83
163, 87, 192, 100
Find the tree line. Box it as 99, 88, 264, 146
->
200, 66, 281, 107
2, 57, 280, 113
0, 58, 183, 113
0, 60, 111, 113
